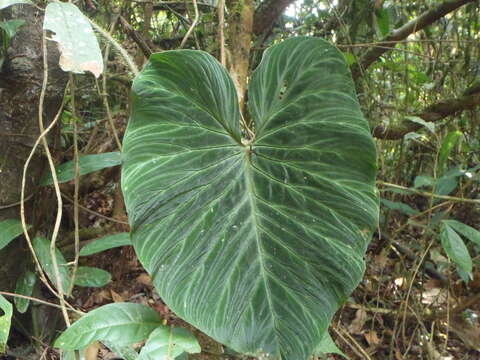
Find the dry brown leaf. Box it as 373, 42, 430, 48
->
449, 315, 480, 352
85, 341, 100, 360
348, 308, 368, 334
136, 273, 152, 286
364, 330, 380, 347
110, 289, 125, 303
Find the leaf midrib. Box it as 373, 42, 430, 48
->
242, 153, 280, 353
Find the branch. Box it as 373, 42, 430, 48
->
149, 1, 212, 12
119, 16, 153, 58
373, 83, 480, 140
253, 0, 295, 36
351, 0, 475, 79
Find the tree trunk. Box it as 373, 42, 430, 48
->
226, 0, 254, 113
0, 5, 68, 291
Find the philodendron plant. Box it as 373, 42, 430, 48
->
56, 37, 379, 360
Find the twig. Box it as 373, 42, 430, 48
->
337, 39, 480, 47
19, 89, 78, 315
99, 15, 123, 151
0, 292, 83, 314
61, 193, 129, 225
333, 326, 373, 360
67, 74, 80, 296
119, 15, 153, 58
179, 0, 199, 48
377, 181, 480, 204
39, 31, 70, 327
0, 193, 34, 209
218, 0, 225, 66
401, 238, 436, 341
88, 18, 139, 76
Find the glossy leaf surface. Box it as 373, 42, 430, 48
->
32, 237, 71, 293
43, 1, 103, 77
79, 233, 131, 256
438, 130, 462, 174
0, 0, 32, 10
73, 266, 112, 287
55, 303, 162, 350
441, 223, 472, 274
381, 199, 419, 216
313, 332, 347, 359
122, 37, 378, 359
0, 219, 27, 251
442, 220, 480, 246
138, 325, 200, 360
0, 294, 12, 353
0, 19, 25, 39
14, 270, 36, 313
41, 152, 121, 185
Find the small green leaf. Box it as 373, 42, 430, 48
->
0, 219, 27, 251
32, 237, 71, 293
54, 303, 163, 350
74, 267, 111, 288
139, 326, 201, 360
14, 270, 36, 313
79, 233, 131, 256
375, 8, 390, 37
438, 131, 462, 175
0, 294, 13, 353
381, 199, 418, 216
342, 52, 356, 66
442, 220, 480, 246
413, 175, 434, 189
0, 0, 32, 10
40, 152, 122, 185
313, 331, 347, 359
440, 224, 472, 274
405, 116, 435, 134
435, 166, 465, 196
0, 19, 25, 39
43, 1, 103, 77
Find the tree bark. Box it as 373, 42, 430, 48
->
253, 0, 295, 37
0, 5, 68, 291
226, 0, 254, 112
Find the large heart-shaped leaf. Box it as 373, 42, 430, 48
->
121, 37, 378, 360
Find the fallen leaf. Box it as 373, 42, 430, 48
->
110, 289, 124, 303
85, 341, 100, 360
136, 273, 152, 286
364, 330, 380, 347
348, 308, 367, 334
